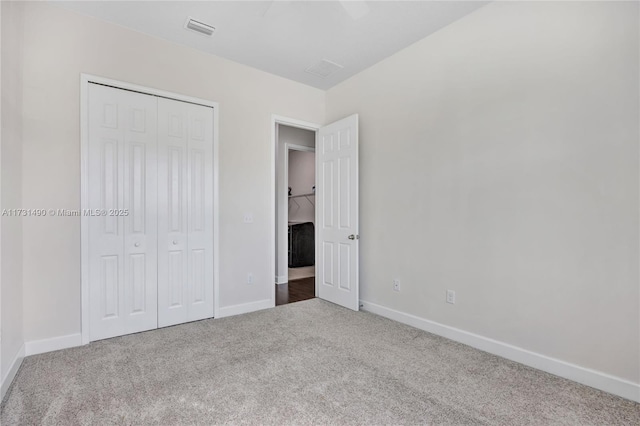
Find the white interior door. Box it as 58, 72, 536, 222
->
317, 114, 359, 311
88, 83, 158, 341
157, 98, 214, 327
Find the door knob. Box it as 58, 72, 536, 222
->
348, 234, 359, 240
134, 242, 140, 247
173, 240, 178, 245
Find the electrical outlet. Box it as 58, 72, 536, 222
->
393, 279, 401, 292
247, 273, 254, 285
446, 290, 455, 304
243, 213, 253, 223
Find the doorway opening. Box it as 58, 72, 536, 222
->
271, 113, 359, 311
274, 121, 318, 306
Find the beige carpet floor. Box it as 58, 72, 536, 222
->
1, 299, 639, 425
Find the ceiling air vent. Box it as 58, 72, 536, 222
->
184, 17, 215, 37
305, 59, 343, 78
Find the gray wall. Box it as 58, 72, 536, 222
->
1, 0, 25, 396
18, 2, 325, 342
288, 150, 315, 224
327, 1, 639, 383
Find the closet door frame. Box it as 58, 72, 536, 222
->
80, 74, 219, 345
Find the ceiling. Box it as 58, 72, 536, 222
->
53, 1, 488, 90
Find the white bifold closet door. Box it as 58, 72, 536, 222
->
88, 83, 214, 341
157, 98, 214, 327
88, 84, 159, 341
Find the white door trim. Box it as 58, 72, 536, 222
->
80, 74, 220, 345
271, 115, 321, 305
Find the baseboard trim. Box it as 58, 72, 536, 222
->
360, 300, 640, 403
217, 299, 274, 318
276, 275, 288, 285
25, 333, 82, 356
1, 343, 25, 401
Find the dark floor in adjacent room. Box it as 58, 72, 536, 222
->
276, 277, 315, 306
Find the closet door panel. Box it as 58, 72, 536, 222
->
158, 99, 190, 327
122, 90, 158, 334
158, 98, 214, 327
88, 84, 158, 341
186, 103, 214, 322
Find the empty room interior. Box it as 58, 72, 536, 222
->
1, 0, 639, 424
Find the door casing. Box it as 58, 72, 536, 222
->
271, 116, 321, 303
80, 74, 220, 345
